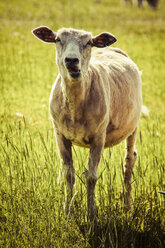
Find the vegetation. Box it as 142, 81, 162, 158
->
0, 0, 165, 247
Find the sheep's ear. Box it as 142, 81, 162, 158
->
92, 32, 117, 48
32, 26, 56, 43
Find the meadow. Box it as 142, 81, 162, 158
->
0, 0, 165, 247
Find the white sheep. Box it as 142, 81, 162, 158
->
32, 26, 142, 220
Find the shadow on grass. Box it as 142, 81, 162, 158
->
74, 200, 165, 248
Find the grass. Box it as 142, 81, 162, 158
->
0, 0, 165, 247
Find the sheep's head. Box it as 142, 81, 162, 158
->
32, 27, 117, 81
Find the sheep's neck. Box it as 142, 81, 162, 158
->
61, 78, 86, 122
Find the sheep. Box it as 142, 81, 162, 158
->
123, 0, 159, 9
32, 26, 142, 220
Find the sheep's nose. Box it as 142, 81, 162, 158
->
65, 57, 80, 78
65, 57, 79, 66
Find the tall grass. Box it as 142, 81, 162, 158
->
0, 0, 165, 247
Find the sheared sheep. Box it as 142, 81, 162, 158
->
32, 26, 142, 220
124, 0, 159, 9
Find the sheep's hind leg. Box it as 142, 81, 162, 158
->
124, 127, 138, 210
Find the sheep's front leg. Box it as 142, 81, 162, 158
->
55, 132, 75, 214
124, 127, 138, 209
84, 135, 105, 220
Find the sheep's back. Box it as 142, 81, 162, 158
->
90, 47, 142, 146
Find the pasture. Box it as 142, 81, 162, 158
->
0, 0, 165, 247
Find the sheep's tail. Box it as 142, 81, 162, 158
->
141, 105, 149, 117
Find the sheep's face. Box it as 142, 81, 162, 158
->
32, 26, 117, 81
55, 28, 92, 81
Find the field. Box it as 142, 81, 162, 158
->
0, 0, 165, 247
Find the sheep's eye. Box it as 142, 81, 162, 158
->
55, 37, 61, 43
84, 40, 92, 48
86, 40, 92, 46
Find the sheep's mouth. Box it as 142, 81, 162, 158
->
67, 67, 81, 78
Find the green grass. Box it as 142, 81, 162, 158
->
0, 0, 165, 247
